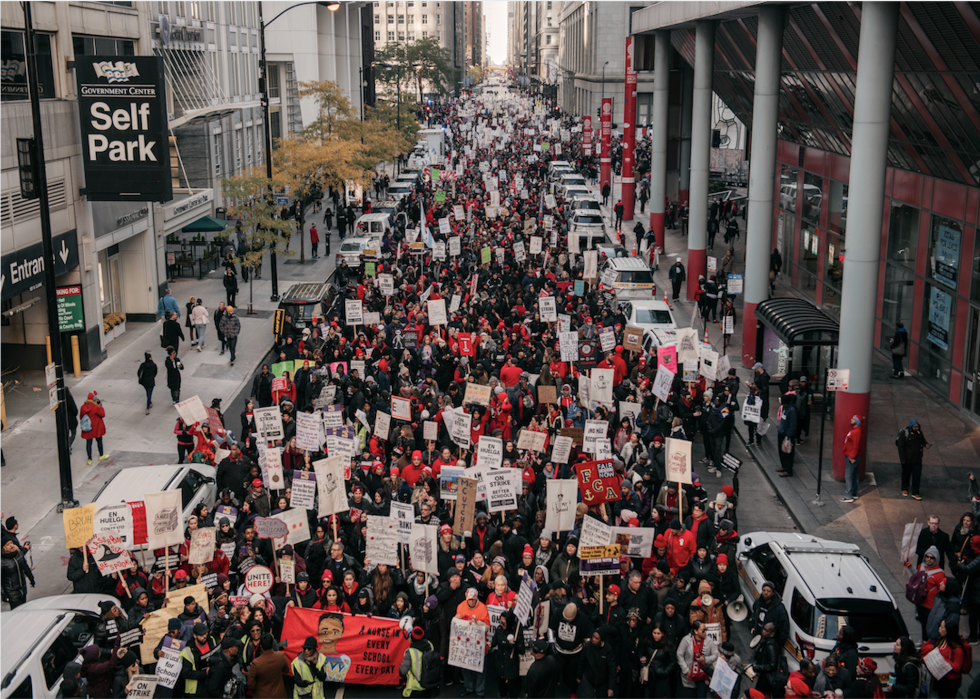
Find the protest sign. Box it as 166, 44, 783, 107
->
514, 573, 537, 626
477, 435, 503, 470
530, 236, 543, 255
619, 401, 641, 426
87, 533, 133, 576
423, 421, 439, 441
428, 299, 447, 325
245, 566, 274, 594
187, 527, 216, 565
454, 476, 478, 536
700, 349, 719, 382
546, 479, 577, 532
379, 274, 395, 296
623, 326, 644, 352
448, 409, 471, 449
255, 516, 289, 540
537, 385, 557, 404
374, 411, 391, 441
272, 508, 311, 547
441, 466, 465, 500
486, 469, 519, 513
579, 516, 615, 548
717, 354, 732, 379
391, 396, 412, 421
559, 331, 578, 362
676, 327, 700, 364
290, 471, 317, 509
281, 608, 410, 685
366, 515, 399, 566
164, 582, 209, 615
254, 407, 284, 440
666, 438, 693, 484
575, 459, 620, 507
409, 523, 439, 574
295, 412, 321, 451
583, 419, 607, 453
579, 544, 622, 576
464, 382, 492, 406
613, 527, 655, 558
516, 429, 547, 452
345, 299, 364, 325
144, 491, 182, 550
155, 655, 182, 689
539, 296, 557, 322
551, 435, 573, 464
658, 344, 678, 374
265, 448, 285, 491
313, 456, 349, 517
64, 503, 98, 549
391, 502, 415, 544
137, 607, 179, 664
280, 559, 295, 585
591, 368, 614, 404
709, 656, 740, 699
652, 365, 675, 402
448, 618, 487, 673
126, 675, 158, 698
321, 404, 345, 430
741, 396, 762, 423
599, 328, 616, 353
174, 395, 208, 426
93, 504, 134, 548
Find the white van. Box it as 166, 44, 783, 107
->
601, 258, 658, 300
355, 212, 394, 238
1, 595, 118, 698
737, 532, 910, 677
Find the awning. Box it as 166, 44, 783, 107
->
754, 297, 839, 347
181, 216, 227, 233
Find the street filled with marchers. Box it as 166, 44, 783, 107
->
1, 77, 972, 699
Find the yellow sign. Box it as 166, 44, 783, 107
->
63, 503, 98, 549
579, 544, 621, 560
165, 582, 210, 615
272, 308, 285, 339
138, 606, 180, 664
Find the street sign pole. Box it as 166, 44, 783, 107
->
24, 1, 76, 510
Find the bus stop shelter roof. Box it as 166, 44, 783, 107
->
754, 297, 839, 347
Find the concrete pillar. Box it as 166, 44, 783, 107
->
686, 20, 714, 301
741, 5, 785, 367
650, 30, 670, 254
832, 2, 899, 482
678, 64, 694, 206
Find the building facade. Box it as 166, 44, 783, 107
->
464, 1, 483, 69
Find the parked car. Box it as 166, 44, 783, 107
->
275, 282, 334, 342
601, 258, 659, 301
336, 236, 383, 268
566, 197, 603, 222
93, 465, 216, 552
387, 182, 414, 200
618, 299, 677, 334
1, 594, 118, 699
569, 211, 607, 251
736, 531, 909, 677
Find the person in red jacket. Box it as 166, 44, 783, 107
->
612, 346, 629, 385
80, 391, 109, 465
309, 223, 320, 259
500, 356, 523, 387
841, 415, 863, 503
664, 519, 697, 574
915, 546, 948, 640
488, 388, 513, 439
921, 618, 967, 698
400, 451, 427, 487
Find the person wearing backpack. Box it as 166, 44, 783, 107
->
896, 420, 930, 500
79, 391, 109, 465
399, 626, 439, 698
910, 547, 947, 641
888, 637, 926, 698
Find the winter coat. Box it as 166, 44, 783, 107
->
491, 625, 523, 680
750, 590, 790, 645
550, 551, 579, 583
676, 632, 717, 688
1, 549, 34, 606
582, 639, 617, 688
137, 359, 157, 388
80, 401, 107, 439
67, 548, 104, 593
896, 421, 928, 464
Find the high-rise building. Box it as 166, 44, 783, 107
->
464, 1, 483, 69
534, 1, 558, 84
370, 1, 455, 53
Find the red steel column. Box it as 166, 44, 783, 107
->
582, 115, 593, 157
622, 36, 638, 222
600, 98, 612, 193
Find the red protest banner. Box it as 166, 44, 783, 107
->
574, 459, 621, 506
205, 407, 226, 438
128, 501, 147, 546
281, 609, 410, 685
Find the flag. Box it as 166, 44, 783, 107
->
421, 207, 435, 249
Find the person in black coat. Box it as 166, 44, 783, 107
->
525, 640, 558, 698
223, 267, 239, 307
165, 349, 183, 404
580, 626, 617, 697
206, 637, 241, 697
137, 352, 157, 415
67, 546, 104, 594
162, 311, 184, 355
1, 531, 35, 608
916, 516, 953, 569
750, 582, 790, 647
491, 610, 524, 698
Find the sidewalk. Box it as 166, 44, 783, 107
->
1, 216, 342, 600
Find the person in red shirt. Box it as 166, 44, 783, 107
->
612, 346, 629, 385
500, 357, 523, 387
486, 575, 516, 609
309, 223, 320, 259
664, 519, 697, 574
431, 446, 455, 477
921, 619, 968, 697
488, 388, 513, 439
841, 415, 863, 503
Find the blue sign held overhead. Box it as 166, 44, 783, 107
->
726, 273, 743, 295
276, 196, 289, 207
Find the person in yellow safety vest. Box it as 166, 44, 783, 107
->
399, 626, 436, 698
291, 636, 328, 699
179, 623, 216, 698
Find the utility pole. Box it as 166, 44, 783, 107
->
23, 1, 76, 510
258, 6, 280, 301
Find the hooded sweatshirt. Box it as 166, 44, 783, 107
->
551, 602, 594, 655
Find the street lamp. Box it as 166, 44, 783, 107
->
260, 1, 339, 300
601, 60, 609, 111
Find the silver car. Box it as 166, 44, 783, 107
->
336, 236, 382, 267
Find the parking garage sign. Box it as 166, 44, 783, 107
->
75, 56, 172, 202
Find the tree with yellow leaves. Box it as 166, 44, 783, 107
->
221, 168, 295, 310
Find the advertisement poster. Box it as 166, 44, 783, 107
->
934, 224, 961, 289
928, 286, 951, 351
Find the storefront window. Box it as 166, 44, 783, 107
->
920, 282, 955, 396
927, 215, 962, 292
779, 164, 799, 214
827, 180, 847, 235
973, 234, 980, 305
880, 264, 915, 350
799, 270, 818, 303
887, 203, 918, 270
800, 225, 819, 275
824, 231, 844, 314
1, 31, 56, 101
802, 172, 823, 228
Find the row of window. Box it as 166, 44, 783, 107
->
376, 31, 437, 42
213, 123, 261, 177
375, 2, 436, 6
153, 0, 258, 28
376, 14, 439, 24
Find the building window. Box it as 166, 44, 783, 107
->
422, 14, 428, 23
72, 34, 136, 57
374, 2, 379, 5
436, 13, 440, 23
422, 30, 428, 37
213, 135, 222, 175
235, 130, 242, 172
267, 63, 280, 99
408, 32, 415, 40
408, 15, 414, 23
375, 14, 380, 23
547, 0, 552, 7
546, 34, 552, 44
388, 15, 394, 23
548, 16, 552, 27
802, 172, 823, 228
398, 14, 404, 23
886, 203, 918, 271
880, 264, 915, 352
827, 180, 847, 235
0, 30, 66, 103
398, 33, 405, 40
388, 31, 395, 40
375, 31, 381, 41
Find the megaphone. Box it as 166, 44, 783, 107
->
729, 595, 748, 622
700, 593, 714, 607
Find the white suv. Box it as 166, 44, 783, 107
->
736, 532, 909, 678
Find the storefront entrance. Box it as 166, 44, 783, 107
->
964, 305, 980, 419
98, 248, 126, 343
